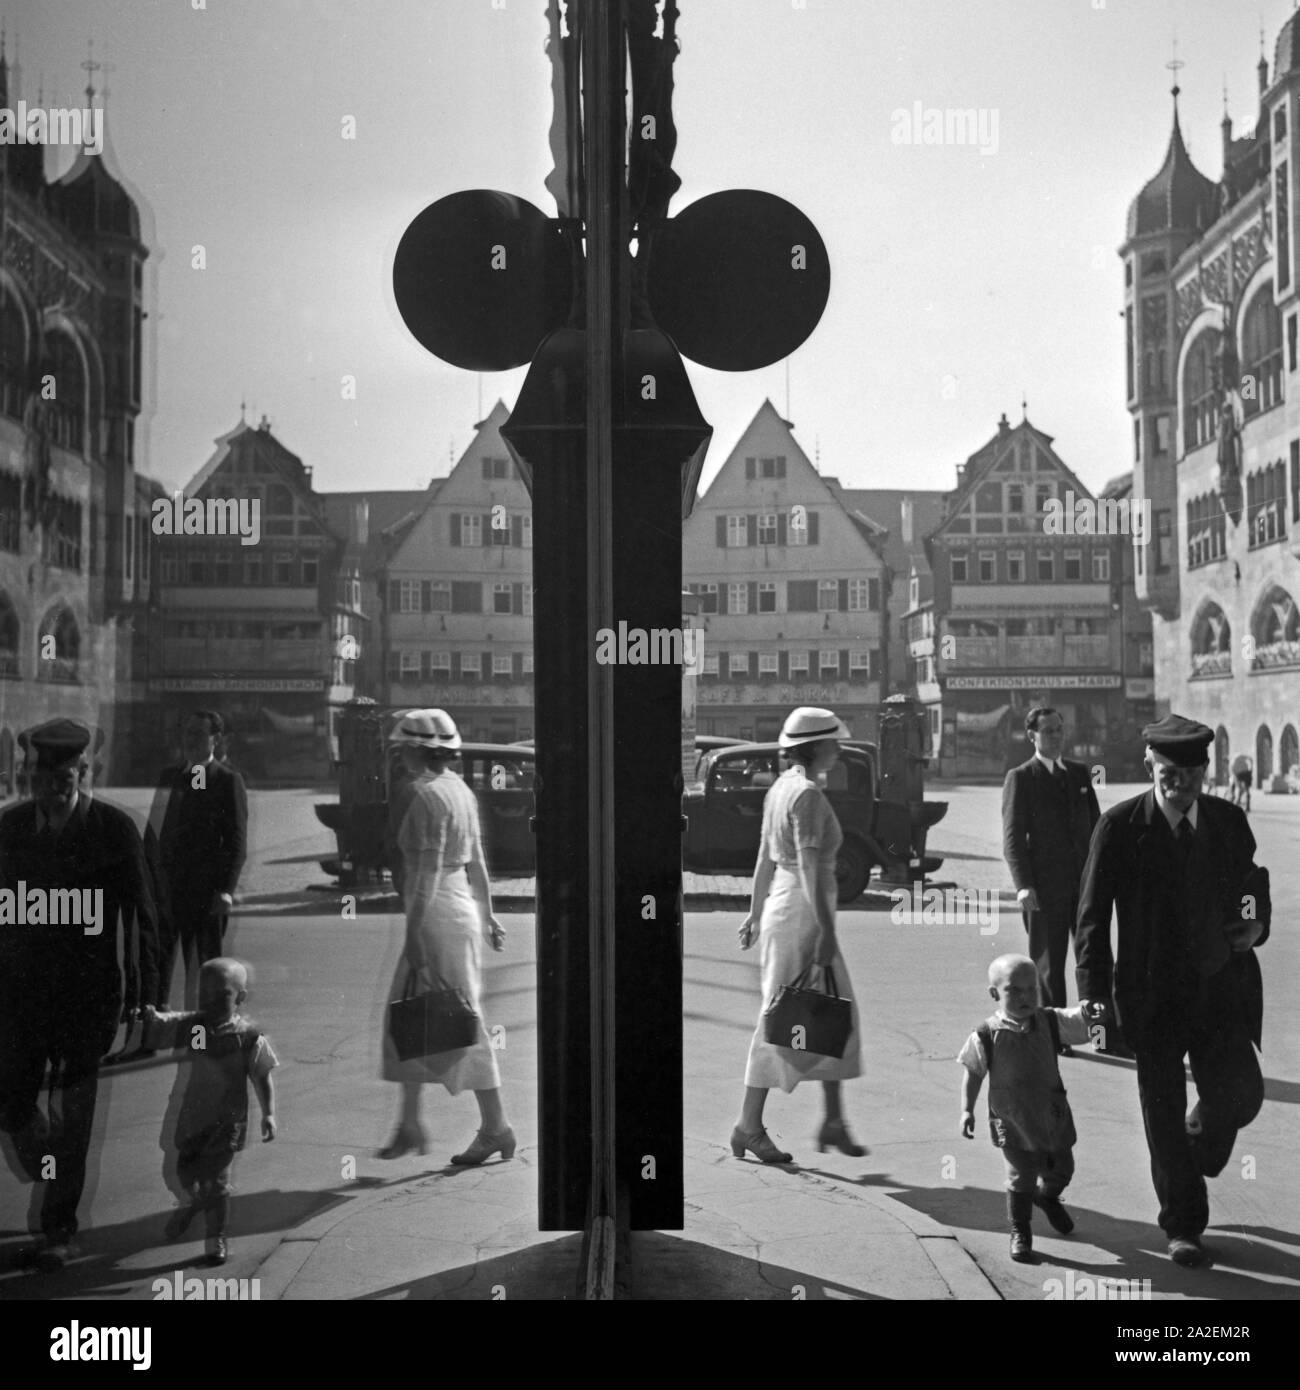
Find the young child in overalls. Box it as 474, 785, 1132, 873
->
144, 957, 277, 1266
958, 953, 1091, 1262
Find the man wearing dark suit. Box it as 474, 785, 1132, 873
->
151, 711, 248, 1012
1075, 714, 1269, 1269
1001, 707, 1102, 1050
0, 719, 159, 1271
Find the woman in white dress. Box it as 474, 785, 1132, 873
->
732, 707, 865, 1163
378, 710, 515, 1165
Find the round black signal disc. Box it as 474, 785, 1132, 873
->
392, 190, 572, 372
646, 190, 830, 372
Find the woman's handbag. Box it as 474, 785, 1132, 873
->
762, 965, 852, 1059
388, 967, 480, 1061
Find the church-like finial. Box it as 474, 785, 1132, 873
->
1167, 34, 1184, 106
239, 396, 247, 425
81, 36, 100, 109
1021, 392, 1028, 421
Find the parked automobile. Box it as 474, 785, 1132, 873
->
317, 710, 943, 902
682, 741, 942, 904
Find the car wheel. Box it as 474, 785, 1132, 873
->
835, 840, 872, 905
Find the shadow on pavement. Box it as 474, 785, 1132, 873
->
0, 1187, 353, 1300
627, 1231, 885, 1300
356, 1234, 583, 1300
858, 1176, 1300, 1296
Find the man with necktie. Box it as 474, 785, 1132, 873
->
149, 711, 248, 1015
0, 719, 159, 1271
1001, 707, 1111, 1054
1075, 714, 1269, 1268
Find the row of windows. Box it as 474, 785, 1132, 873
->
949, 549, 1110, 584
450, 513, 532, 548
688, 578, 879, 615
714, 512, 819, 547
701, 649, 881, 680
168, 620, 322, 641
1246, 461, 1289, 550
388, 580, 532, 616
160, 552, 319, 586
969, 481, 1062, 514
390, 650, 533, 680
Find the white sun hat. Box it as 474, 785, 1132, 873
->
778, 706, 851, 748
388, 708, 462, 750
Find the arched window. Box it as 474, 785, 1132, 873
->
46, 330, 86, 454
0, 285, 27, 420
1190, 601, 1231, 678
1183, 329, 1221, 452
1241, 285, 1283, 416
1256, 725, 1274, 782
1213, 725, 1230, 786
1249, 584, 1300, 670
1280, 724, 1299, 778
0, 592, 18, 677
0, 727, 12, 798
38, 604, 80, 683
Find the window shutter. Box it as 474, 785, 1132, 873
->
777, 512, 787, 546
388, 580, 400, 609
716, 516, 727, 547
388, 650, 401, 679
482, 515, 491, 546
870, 649, 882, 682
718, 585, 728, 615
838, 578, 848, 611
745, 458, 756, 479
778, 650, 788, 680
513, 582, 523, 614
421, 580, 432, 613
513, 652, 523, 679
869, 577, 880, 611
746, 514, 756, 546
421, 651, 432, 679
808, 512, 819, 544
839, 650, 848, 679
776, 457, 786, 478
450, 513, 461, 546
808, 649, 817, 675
747, 581, 758, 613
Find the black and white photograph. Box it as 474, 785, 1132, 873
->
0, 0, 1296, 1345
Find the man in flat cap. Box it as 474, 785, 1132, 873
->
1075, 714, 1269, 1269
0, 719, 159, 1271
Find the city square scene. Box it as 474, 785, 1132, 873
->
0, 0, 1297, 1339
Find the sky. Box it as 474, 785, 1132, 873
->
12, 0, 1292, 501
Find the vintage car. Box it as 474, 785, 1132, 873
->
681, 740, 943, 903
317, 708, 943, 903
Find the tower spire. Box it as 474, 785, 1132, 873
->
1167, 35, 1184, 109
81, 36, 100, 109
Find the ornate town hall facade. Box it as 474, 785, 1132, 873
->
1123, 21, 1300, 791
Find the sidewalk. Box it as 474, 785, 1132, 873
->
249, 1134, 998, 1301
